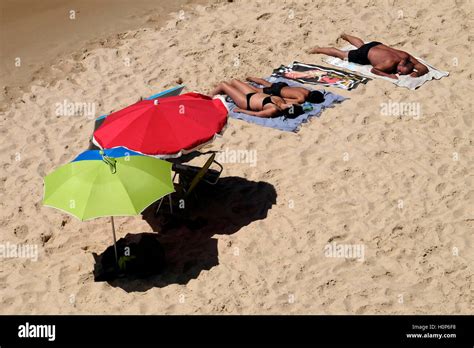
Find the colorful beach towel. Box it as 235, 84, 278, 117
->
272, 61, 370, 90
225, 77, 347, 132
323, 44, 449, 90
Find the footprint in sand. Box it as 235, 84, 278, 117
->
14, 224, 29, 240
60, 217, 70, 228
40, 233, 52, 245
256, 13, 272, 21
437, 164, 449, 176
18, 157, 33, 170
14, 174, 27, 187
435, 182, 447, 194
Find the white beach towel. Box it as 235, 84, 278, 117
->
323, 44, 449, 90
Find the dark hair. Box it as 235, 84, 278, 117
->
307, 90, 325, 104
283, 104, 305, 119
397, 60, 414, 74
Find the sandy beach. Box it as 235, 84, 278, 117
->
0, 0, 472, 314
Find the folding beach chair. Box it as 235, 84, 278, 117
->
155, 153, 223, 216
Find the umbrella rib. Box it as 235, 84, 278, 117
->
112, 170, 140, 214
115, 156, 174, 214
80, 163, 137, 219
142, 106, 183, 154
96, 104, 150, 148
79, 168, 106, 220
145, 98, 221, 154
118, 159, 175, 213
166, 102, 225, 149
162, 105, 212, 150
134, 162, 175, 193
182, 109, 221, 136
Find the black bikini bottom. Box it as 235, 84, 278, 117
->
245, 93, 257, 110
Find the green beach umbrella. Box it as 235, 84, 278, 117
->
43, 147, 174, 263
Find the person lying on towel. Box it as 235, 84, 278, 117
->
245, 77, 325, 104
308, 33, 429, 79
211, 79, 305, 118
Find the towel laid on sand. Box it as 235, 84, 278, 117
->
272, 61, 370, 90
323, 44, 449, 90
225, 77, 346, 132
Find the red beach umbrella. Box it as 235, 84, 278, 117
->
93, 93, 228, 157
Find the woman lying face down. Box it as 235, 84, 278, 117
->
210, 78, 308, 119
245, 76, 325, 104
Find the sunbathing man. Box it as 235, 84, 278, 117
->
211, 79, 304, 118
308, 34, 429, 79
246, 77, 325, 104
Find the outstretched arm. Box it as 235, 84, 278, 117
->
246, 77, 272, 87
371, 60, 399, 79
283, 98, 303, 104
234, 107, 275, 118
408, 56, 429, 77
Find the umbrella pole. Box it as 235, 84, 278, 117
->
110, 216, 118, 265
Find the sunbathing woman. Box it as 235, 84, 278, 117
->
211, 79, 304, 118
246, 77, 325, 104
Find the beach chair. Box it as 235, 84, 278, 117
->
155, 153, 223, 216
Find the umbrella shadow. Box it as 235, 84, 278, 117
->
105, 176, 277, 292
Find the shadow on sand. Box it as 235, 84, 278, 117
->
101, 176, 276, 292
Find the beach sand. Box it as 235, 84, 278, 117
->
0, 0, 472, 314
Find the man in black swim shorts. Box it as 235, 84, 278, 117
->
347, 41, 382, 65
308, 33, 429, 79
